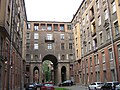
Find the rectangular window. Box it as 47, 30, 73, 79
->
60, 34, 64, 40
47, 24, 52, 30
26, 43, 30, 49
34, 24, 39, 31
112, 1, 116, 13
27, 23, 31, 29
47, 34, 52, 40
102, 52, 105, 63
106, 28, 110, 40
104, 9, 109, 20
34, 33, 39, 39
90, 57, 92, 66
67, 25, 72, 30
53, 24, 58, 31
48, 43, 52, 49
26, 33, 31, 39
34, 44, 38, 49
98, 16, 101, 26
96, 0, 99, 9
61, 43, 64, 50
100, 33, 103, 44
109, 48, 113, 60
117, 44, 120, 64
60, 24, 64, 31
41, 24, 46, 30
69, 43, 72, 49
111, 69, 115, 81
114, 21, 119, 35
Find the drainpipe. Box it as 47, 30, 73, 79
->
106, 0, 117, 81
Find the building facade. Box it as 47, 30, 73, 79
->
25, 21, 74, 84
72, 0, 120, 85
0, 0, 27, 90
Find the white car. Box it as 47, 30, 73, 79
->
115, 84, 120, 90
88, 82, 104, 90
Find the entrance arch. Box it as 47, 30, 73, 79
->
33, 66, 39, 83
61, 66, 66, 82
42, 54, 58, 84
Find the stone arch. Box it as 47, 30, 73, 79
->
42, 54, 58, 84
33, 66, 39, 83
61, 66, 66, 82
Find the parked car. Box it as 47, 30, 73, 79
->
41, 82, 55, 90
88, 82, 104, 90
58, 80, 73, 87
25, 83, 37, 90
101, 81, 119, 90
115, 84, 120, 90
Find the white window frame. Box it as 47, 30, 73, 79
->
109, 48, 113, 60
47, 34, 52, 40
34, 33, 39, 39
112, 1, 116, 13
104, 9, 109, 20
102, 52, 106, 63
48, 43, 52, 49
34, 44, 38, 49
60, 34, 64, 40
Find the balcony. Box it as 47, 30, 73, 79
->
45, 37, 55, 43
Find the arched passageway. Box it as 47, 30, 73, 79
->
61, 66, 66, 82
42, 54, 58, 84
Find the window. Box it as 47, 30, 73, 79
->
34, 33, 39, 39
117, 44, 120, 64
47, 24, 52, 30
47, 34, 52, 40
47, 43, 52, 49
96, 0, 99, 9
76, 50, 78, 58
61, 43, 64, 50
112, 1, 116, 13
60, 34, 64, 40
102, 52, 105, 63
114, 21, 119, 35
98, 16, 101, 26
90, 57, 92, 66
95, 54, 99, 64
27, 23, 31, 29
67, 25, 72, 30
26, 33, 31, 39
34, 44, 38, 49
60, 24, 64, 31
103, 71, 107, 82
106, 28, 110, 40
69, 43, 72, 49
104, 9, 109, 20
34, 24, 39, 31
69, 33, 72, 40
111, 69, 115, 81
100, 33, 103, 44
53, 24, 58, 31
109, 48, 113, 60
26, 54, 30, 59
41, 24, 46, 30
61, 55, 65, 60
69, 54, 73, 59
88, 42, 91, 51
26, 43, 30, 49
35, 55, 38, 60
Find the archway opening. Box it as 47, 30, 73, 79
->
61, 66, 66, 82
33, 66, 39, 83
42, 54, 58, 84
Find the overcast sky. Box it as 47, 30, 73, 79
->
25, 0, 83, 22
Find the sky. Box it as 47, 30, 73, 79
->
25, 0, 83, 22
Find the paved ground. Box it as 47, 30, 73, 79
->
55, 85, 89, 90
